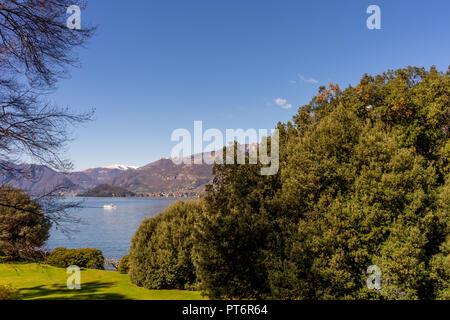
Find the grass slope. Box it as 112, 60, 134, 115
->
0, 263, 203, 300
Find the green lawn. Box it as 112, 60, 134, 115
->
0, 263, 204, 300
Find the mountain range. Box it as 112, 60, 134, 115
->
0, 157, 215, 196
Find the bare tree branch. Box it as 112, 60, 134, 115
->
0, 0, 95, 237
0, 0, 96, 89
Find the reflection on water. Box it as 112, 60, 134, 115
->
45, 197, 176, 259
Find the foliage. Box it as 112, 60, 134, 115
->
283, 108, 442, 299
277, 67, 449, 300
0, 284, 20, 300
193, 144, 282, 299
46, 247, 105, 269
126, 66, 449, 299
129, 201, 202, 290
0, 185, 51, 259
118, 254, 130, 274
429, 180, 450, 300
194, 66, 449, 299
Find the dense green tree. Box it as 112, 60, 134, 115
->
194, 66, 449, 299
284, 108, 443, 299
193, 147, 281, 299
127, 66, 448, 300
0, 185, 51, 259
429, 180, 450, 300
129, 200, 202, 290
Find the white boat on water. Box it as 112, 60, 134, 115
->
103, 204, 116, 210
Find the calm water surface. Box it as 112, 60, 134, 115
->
45, 197, 176, 259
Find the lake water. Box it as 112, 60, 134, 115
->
45, 197, 176, 259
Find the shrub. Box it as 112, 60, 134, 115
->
129, 200, 202, 290
0, 285, 20, 300
118, 254, 129, 274
46, 247, 104, 269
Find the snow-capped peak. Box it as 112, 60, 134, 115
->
101, 164, 138, 170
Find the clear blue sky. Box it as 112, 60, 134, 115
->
50, 0, 450, 171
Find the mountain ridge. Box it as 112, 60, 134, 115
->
0, 157, 214, 196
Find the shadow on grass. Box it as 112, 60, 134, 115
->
18, 281, 128, 300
